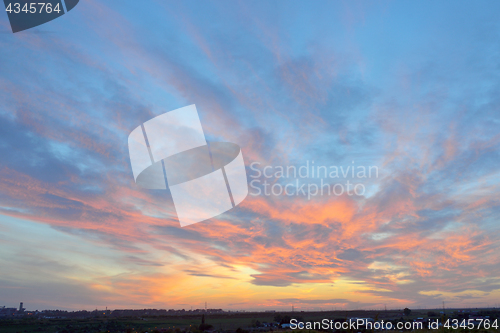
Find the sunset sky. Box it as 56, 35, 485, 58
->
1, 1, 500, 311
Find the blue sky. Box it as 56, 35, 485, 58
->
1, 0, 500, 311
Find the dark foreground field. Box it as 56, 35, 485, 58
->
0, 309, 498, 333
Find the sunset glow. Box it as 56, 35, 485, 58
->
1, 0, 500, 312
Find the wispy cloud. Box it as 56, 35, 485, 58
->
1, 0, 500, 311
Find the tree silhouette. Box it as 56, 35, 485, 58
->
199, 314, 213, 331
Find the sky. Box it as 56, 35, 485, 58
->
1, 0, 500, 311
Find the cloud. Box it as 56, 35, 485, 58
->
1, 0, 500, 311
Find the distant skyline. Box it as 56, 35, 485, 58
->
1, 1, 500, 311
3, 304, 500, 312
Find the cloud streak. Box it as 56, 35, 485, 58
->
1, 0, 500, 311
